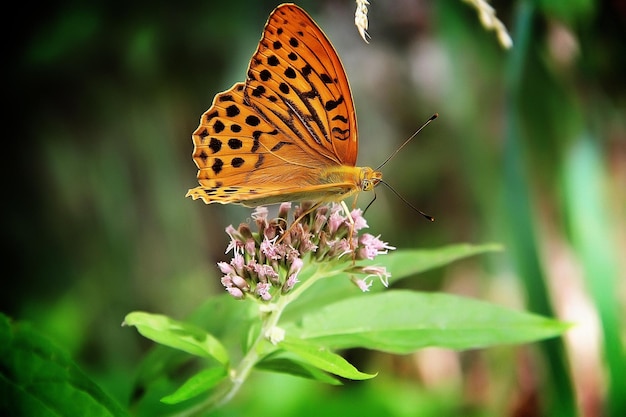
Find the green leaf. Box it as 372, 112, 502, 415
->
132, 296, 251, 386
256, 353, 341, 385
372, 243, 504, 286
279, 338, 376, 380
123, 312, 229, 365
0, 314, 127, 417
285, 244, 502, 318
129, 296, 256, 409
291, 290, 569, 353
160, 367, 228, 404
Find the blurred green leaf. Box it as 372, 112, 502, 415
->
160, 367, 227, 405
536, 0, 595, 23
374, 243, 503, 285
25, 9, 100, 65
562, 136, 626, 415
290, 290, 569, 353
123, 312, 229, 365
279, 339, 376, 380
0, 314, 127, 417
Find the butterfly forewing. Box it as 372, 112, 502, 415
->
245, 4, 358, 166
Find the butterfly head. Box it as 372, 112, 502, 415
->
360, 167, 382, 192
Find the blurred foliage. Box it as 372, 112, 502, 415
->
4, 0, 625, 416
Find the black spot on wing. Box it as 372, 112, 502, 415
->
246, 115, 261, 126
209, 138, 222, 153
325, 96, 344, 111
228, 138, 243, 150
260, 70, 272, 81
226, 105, 240, 117
212, 158, 223, 174
284, 67, 296, 79
213, 120, 225, 133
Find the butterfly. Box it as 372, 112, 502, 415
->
186, 3, 382, 208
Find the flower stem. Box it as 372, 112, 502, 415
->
212, 264, 345, 411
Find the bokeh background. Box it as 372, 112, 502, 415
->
5, 0, 625, 416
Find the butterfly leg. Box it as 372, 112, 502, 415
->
340, 200, 359, 263
277, 202, 323, 244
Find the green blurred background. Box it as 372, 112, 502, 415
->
5, 0, 625, 416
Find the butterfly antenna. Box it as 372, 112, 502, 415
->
375, 113, 438, 171
379, 180, 434, 221
363, 191, 377, 215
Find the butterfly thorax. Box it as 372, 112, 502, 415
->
319, 165, 382, 198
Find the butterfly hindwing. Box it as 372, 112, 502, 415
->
190, 82, 357, 205
187, 181, 359, 207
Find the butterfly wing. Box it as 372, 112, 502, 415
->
245, 4, 358, 166
187, 83, 360, 206
187, 182, 360, 207
188, 4, 361, 206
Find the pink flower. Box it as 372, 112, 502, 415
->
328, 206, 346, 234
220, 275, 233, 288
251, 206, 268, 221
313, 212, 327, 234
360, 265, 391, 287
299, 231, 318, 253
216, 203, 395, 301
231, 251, 245, 273
350, 209, 368, 231
288, 257, 304, 276
224, 225, 243, 255
245, 238, 256, 256
217, 261, 234, 275
252, 263, 278, 282
255, 282, 272, 301
260, 235, 282, 260
358, 234, 396, 260
351, 276, 373, 292
328, 238, 353, 259
278, 202, 292, 219
221, 273, 248, 297
230, 275, 250, 291
226, 287, 244, 299
282, 273, 300, 293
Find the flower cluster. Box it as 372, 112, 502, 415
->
218, 202, 395, 300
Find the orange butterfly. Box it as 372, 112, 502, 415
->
186, 3, 381, 208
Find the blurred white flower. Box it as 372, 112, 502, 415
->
355, 0, 370, 43
463, 0, 513, 49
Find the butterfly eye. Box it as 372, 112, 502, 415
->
362, 179, 376, 191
